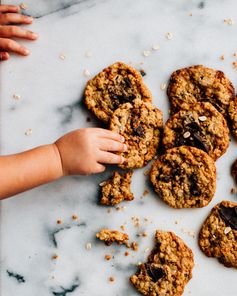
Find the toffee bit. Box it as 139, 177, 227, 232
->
143, 169, 150, 176
143, 189, 149, 196
131, 241, 139, 251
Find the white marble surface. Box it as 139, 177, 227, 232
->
1, 0, 237, 295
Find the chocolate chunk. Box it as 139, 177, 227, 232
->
219, 205, 237, 230
124, 77, 132, 88
231, 159, 237, 183
192, 133, 209, 153
145, 263, 166, 282
189, 174, 201, 196
160, 175, 170, 182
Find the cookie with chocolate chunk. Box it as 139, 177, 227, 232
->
96, 229, 129, 246
163, 102, 229, 160
199, 201, 237, 268
231, 158, 237, 184
84, 62, 152, 123
167, 65, 235, 118
110, 99, 163, 169
99, 171, 134, 206
150, 146, 216, 208
130, 230, 194, 296
228, 96, 237, 139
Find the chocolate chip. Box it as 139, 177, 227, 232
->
145, 263, 166, 282
124, 77, 132, 88
219, 205, 237, 230
160, 175, 170, 182
192, 133, 209, 153
189, 174, 201, 196
186, 121, 201, 132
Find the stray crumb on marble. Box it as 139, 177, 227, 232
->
105, 254, 112, 261
59, 53, 66, 60
85, 50, 93, 58
56, 219, 62, 224
143, 169, 149, 176
220, 54, 225, 61
230, 187, 236, 194
108, 276, 115, 283
52, 254, 59, 260
19, 3, 28, 9
25, 128, 32, 136
143, 189, 149, 196
72, 214, 78, 220
160, 83, 167, 90
224, 18, 234, 25
233, 53, 237, 57
12, 94, 21, 101
188, 12, 192, 16
83, 69, 91, 77
165, 32, 173, 40
85, 242, 92, 250
131, 241, 139, 251
232, 61, 237, 69
152, 44, 160, 50
140, 69, 146, 77
107, 208, 112, 214
124, 251, 129, 256
120, 225, 125, 231
143, 50, 151, 57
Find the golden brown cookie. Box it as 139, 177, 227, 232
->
228, 96, 237, 139
199, 201, 237, 268
99, 171, 134, 206
167, 65, 235, 118
84, 62, 152, 122
130, 230, 194, 296
96, 229, 129, 246
150, 146, 216, 208
231, 158, 237, 184
110, 99, 163, 169
162, 102, 229, 160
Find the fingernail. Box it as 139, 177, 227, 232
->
26, 16, 33, 22
23, 48, 30, 55
120, 136, 125, 142
123, 144, 127, 151
31, 32, 38, 39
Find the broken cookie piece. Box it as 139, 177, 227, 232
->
100, 171, 134, 206
96, 229, 129, 246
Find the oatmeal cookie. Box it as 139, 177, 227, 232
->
228, 96, 237, 139
96, 229, 129, 246
150, 146, 216, 208
130, 230, 194, 296
199, 201, 237, 268
99, 171, 134, 206
84, 62, 152, 122
110, 99, 163, 169
162, 102, 229, 160
167, 65, 235, 118
231, 158, 237, 184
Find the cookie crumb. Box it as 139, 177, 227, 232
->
120, 225, 125, 231
59, 53, 66, 60
108, 276, 115, 282
52, 254, 58, 260
25, 128, 32, 136
143, 169, 149, 176
83, 69, 91, 77
56, 219, 62, 224
124, 251, 129, 256
143, 50, 151, 57
232, 61, 237, 69
224, 18, 234, 25
12, 94, 21, 101
230, 188, 236, 194
105, 254, 112, 261
165, 32, 173, 40
188, 12, 193, 16
131, 241, 139, 251
85, 50, 93, 58
233, 53, 237, 57
143, 189, 149, 196
160, 83, 167, 90
220, 55, 225, 61
85, 242, 92, 250
86, 117, 91, 122
72, 214, 78, 220
152, 44, 160, 51
224, 226, 232, 234
107, 208, 112, 214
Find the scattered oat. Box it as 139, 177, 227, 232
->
25, 128, 32, 136
56, 219, 62, 224
124, 251, 129, 256
165, 32, 173, 40
85, 242, 92, 250
99, 181, 106, 186
83, 69, 91, 77
224, 227, 232, 234
224, 18, 234, 25
152, 44, 160, 51
72, 214, 78, 220
52, 254, 58, 260
198, 115, 207, 122
143, 50, 151, 57
19, 3, 28, 9
160, 83, 167, 91
109, 276, 115, 282
131, 241, 139, 251
12, 94, 21, 101
59, 53, 66, 60
219, 55, 225, 61
183, 131, 191, 138
105, 254, 112, 261
85, 50, 93, 58
230, 188, 236, 194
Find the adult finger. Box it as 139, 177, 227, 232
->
0, 26, 38, 40
98, 151, 124, 164
0, 51, 9, 61
0, 13, 33, 25
99, 139, 127, 152
0, 5, 19, 13
0, 38, 29, 55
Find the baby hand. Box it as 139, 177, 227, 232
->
0, 4, 38, 61
54, 128, 127, 175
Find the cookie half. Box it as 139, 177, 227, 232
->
84, 62, 152, 122
162, 102, 229, 160
99, 171, 134, 206
96, 229, 129, 246
110, 99, 163, 169
150, 146, 216, 208
130, 230, 194, 296
167, 65, 235, 118
199, 201, 237, 268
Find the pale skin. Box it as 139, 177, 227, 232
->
0, 5, 126, 199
